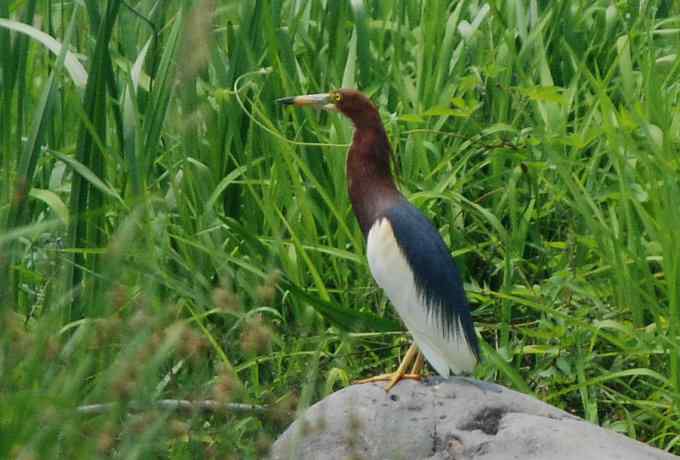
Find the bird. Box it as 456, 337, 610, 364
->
277, 89, 480, 391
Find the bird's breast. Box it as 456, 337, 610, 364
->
366, 217, 426, 332
366, 218, 413, 304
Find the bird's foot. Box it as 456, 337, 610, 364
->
354, 372, 422, 391
354, 342, 425, 392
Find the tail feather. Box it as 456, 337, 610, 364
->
411, 319, 478, 376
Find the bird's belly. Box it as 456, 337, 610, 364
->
366, 218, 477, 376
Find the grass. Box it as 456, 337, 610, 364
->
1, 0, 679, 457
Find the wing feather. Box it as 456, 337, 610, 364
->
366, 201, 480, 373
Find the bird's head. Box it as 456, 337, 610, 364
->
277, 89, 381, 129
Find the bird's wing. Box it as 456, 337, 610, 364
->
366, 201, 480, 374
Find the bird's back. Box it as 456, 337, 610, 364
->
366, 200, 479, 375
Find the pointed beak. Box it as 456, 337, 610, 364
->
276, 93, 338, 112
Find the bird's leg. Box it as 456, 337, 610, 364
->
410, 349, 425, 375
354, 343, 422, 391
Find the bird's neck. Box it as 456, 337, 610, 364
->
347, 125, 402, 236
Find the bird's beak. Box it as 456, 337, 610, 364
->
276, 93, 338, 112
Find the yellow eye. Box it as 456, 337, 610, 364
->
332, 92, 342, 103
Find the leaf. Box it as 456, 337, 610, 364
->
422, 104, 478, 118
49, 150, 124, 205
457, 3, 490, 40
4, 6, 80, 234
29, 188, 69, 225
616, 35, 633, 102
546, 368, 669, 401
342, 27, 358, 89
0, 18, 87, 87
522, 344, 560, 354
557, 128, 602, 149
205, 164, 251, 211
450, 97, 466, 109
422, 106, 458, 117
0, 220, 61, 246
282, 280, 401, 333
481, 123, 517, 136
479, 338, 532, 394
399, 114, 425, 123
131, 37, 152, 92
350, 0, 371, 88
519, 85, 567, 104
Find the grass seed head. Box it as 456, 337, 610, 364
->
255, 432, 272, 457
12, 176, 28, 206
178, 0, 216, 85
96, 316, 122, 345
128, 309, 150, 330
129, 411, 159, 434
96, 430, 115, 455
43, 336, 60, 360
240, 316, 272, 354
255, 269, 282, 303
110, 284, 129, 310
213, 366, 241, 403
112, 364, 138, 399
14, 448, 36, 460
212, 287, 240, 312
269, 392, 298, 427
255, 284, 276, 304
179, 326, 210, 362
169, 419, 190, 438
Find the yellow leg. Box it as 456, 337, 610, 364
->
410, 349, 425, 375
355, 343, 423, 391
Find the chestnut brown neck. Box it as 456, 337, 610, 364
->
347, 122, 402, 236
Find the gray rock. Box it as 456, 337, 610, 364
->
270, 377, 678, 460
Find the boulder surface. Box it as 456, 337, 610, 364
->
270, 377, 677, 460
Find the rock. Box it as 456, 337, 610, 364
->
270, 377, 678, 460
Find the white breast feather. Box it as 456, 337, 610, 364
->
366, 217, 477, 376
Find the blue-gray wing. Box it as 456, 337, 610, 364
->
382, 201, 480, 360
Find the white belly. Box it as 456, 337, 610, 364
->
366, 217, 477, 376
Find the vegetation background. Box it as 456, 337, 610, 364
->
1, 0, 679, 458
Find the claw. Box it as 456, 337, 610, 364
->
354, 343, 425, 392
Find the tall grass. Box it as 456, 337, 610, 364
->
1, 0, 679, 457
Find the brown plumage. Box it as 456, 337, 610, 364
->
335, 90, 402, 235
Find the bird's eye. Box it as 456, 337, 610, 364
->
333, 93, 342, 103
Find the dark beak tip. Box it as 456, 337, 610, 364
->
276, 96, 295, 106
